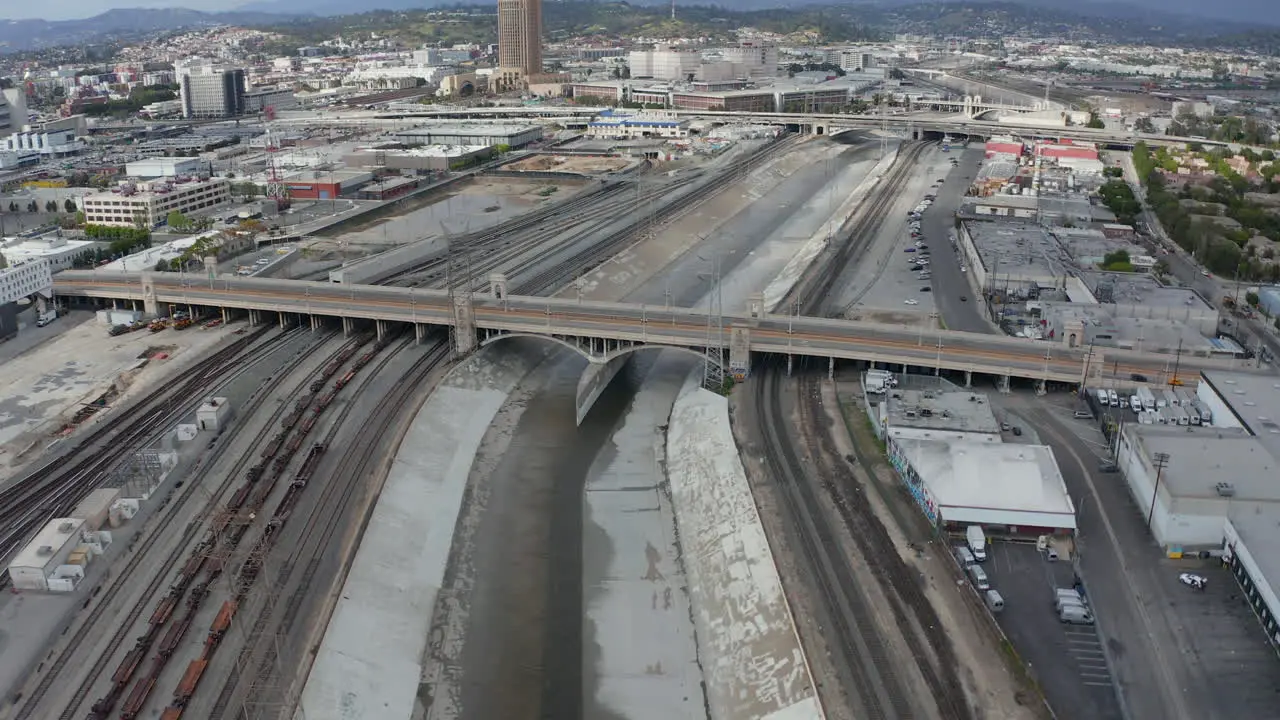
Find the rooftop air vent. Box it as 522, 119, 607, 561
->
37, 545, 53, 556
58, 522, 75, 533
1215, 482, 1236, 498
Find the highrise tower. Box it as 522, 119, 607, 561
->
496, 0, 543, 88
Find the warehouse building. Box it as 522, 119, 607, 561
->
82, 177, 231, 227
283, 170, 374, 200
343, 144, 494, 172
1114, 424, 1280, 551
587, 110, 690, 140
125, 157, 204, 179
879, 389, 1076, 533
1223, 507, 1280, 650
394, 122, 542, 149
7, 517, 86, 591
356, 177, 419, 201
957, 220, 1067, 294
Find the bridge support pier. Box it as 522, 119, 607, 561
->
376, 319, 387, 343
730, 324, 752, 380
998, 375, 1011, 394
965, 371, 972, 389
415, 324, 427, 344
222, 307, 230, 325
829, 357, 835, 381
247, 308, 257, 327
1035, 379, 1047, 396
310, 315, 320, 332
342, 317, 353, 337
453, 295, 477, 355
279, 312, 288, 330
787, 355, 793, 377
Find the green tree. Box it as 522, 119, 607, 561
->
166, 210, 189, 230
1134, 117, 1156, 133
1246, 290, 1261, 307
1102, 249, 1132, 270
26, 200, 37, 213
44, 200, 57, 213
63, 198, 77, 213
1086, 112, 1106, 129
154, 258, 171, 272
7, 201, 16, 213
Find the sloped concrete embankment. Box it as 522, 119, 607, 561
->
665, 376, 824, 720
296, 348, 545, 720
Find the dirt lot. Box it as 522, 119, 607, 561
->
0, 312, 234, 485
503, 154, 632, 174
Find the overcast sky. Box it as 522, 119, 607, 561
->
3, 1, 249, 21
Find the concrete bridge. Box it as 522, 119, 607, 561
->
55, 271, 1260, 420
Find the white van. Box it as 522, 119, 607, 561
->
985, 590, 1005, 612
968, 564, 991, 590
955, 546, 976, 567
966, 525, 987, 561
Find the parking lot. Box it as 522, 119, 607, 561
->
981, 541, 1125, 720
1001, 392, 1280, 720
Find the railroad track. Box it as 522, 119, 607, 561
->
753, 363, 912, 719
793, 368, 973, 720
205, 338, 450, 720
10, 330, 346, 720
396, 172, 706, 291
751, 139, 974, 719
512, 133, 806, 295
0, 326, 288, 582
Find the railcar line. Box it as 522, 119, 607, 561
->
10, 330, 344, 720
209, 340, 451, 720
68, 332, 379, 720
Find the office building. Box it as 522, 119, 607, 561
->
82, 178, 231, 228
180, 67, 247, 119
0, 87, 27, 135
495, 0, 543, 88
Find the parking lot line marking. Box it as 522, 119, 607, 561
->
1084, 681, 1115, 687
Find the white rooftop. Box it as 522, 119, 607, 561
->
8, 517, 84, 570
896, 439, 1077, 530
97, 231, 215, 272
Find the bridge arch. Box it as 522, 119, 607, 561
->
477, 331, 726, 424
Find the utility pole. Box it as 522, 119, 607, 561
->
1147, 451, 1171, 532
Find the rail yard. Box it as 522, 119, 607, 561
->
2, 113, 1277, 720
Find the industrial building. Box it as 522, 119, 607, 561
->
125, 156, 204, 179
283, 170, 374, 200
81, 177, 231, 227
394, 123, 542, 149
179, 66, 247, 119
1222, 507, 1280, 650
1114, 424, 1280, 550
356, 177, 420, 200
0, 87, 28, 136
877, 389, 1076, 533
7, 517, 86, 591
957, 220, 1067, 294
343, 145, 494, 172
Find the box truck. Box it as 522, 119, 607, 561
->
966, 525, 987, 561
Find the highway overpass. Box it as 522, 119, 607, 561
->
55, 272, 1256, 395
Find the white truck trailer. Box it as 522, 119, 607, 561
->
1136, 386, 1156, 411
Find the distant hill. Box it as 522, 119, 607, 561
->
0, 7, 301, 52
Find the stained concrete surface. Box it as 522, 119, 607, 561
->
666, 379, 820, 719
582, 355, 705, 720
298, 342, 551, 720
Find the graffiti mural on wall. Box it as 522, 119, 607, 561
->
886, 438, 940, 524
